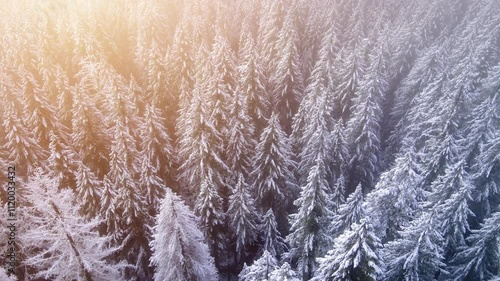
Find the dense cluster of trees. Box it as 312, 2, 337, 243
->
1, 0, 499, 280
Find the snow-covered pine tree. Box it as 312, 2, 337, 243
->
270, 6, 304, 132
100, 175, 119, 237
444, 190, 476, 255
176, 42, 219, 194
346, 51, 388, 192
239, 250, 278, 281
176, 42, 229, 265
388, 42, 447, 154
262, 209, 287, 258
251, 112, 297, 232
143, 41, 174, 120
71, 82, 109, 177
47, 129, 76, 189
208, 30, 237, 138
2, 81, 46, 174
464, 65, 500, 220
286, 155, 333, 280
313, 219, 384, 281
228, 174, 260, 263
269, 262, 300, 281
166, 9, 194, 111
329, 121, 350, 206
150, 188, 218, 281
330, 183, 364, 238
332, 40, 368, 121
139, 103, 173, 204
237, 32, 269, 132
195, 177, 226, 265
99, 71, 153, 279
20, 171, 127, 281
384, 212, 446, 281
364, 148, 423, 241
74, 162, 101, 217
450, 211, 500, 281
296, 92, 334, 188
256, 0, 285, 76
227, 86, 256, 184
15, 65, 56, 148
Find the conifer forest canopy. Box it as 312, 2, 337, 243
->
0, 0, 500, 280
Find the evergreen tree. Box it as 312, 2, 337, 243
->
15, 66, 57, 147
139, 103, 173, 206
71, 83, 109, 177
270, 6, 304, 131
237, 32, 269, 131
346, 51, 388, 192
296, 93, 334, 188
269, 262, 300, 281
194, 178, 225, 265
227, 87, 256, 183
166, 10, 195, 110
238, 250, 278, 281
450, 211, 500, 281
313, 219, 384, 281
2, 86, 46, 173
329, 121, 350, 205
150, 188, 218, 281
384, 212, 446, 281
251, 113, 297, 231
100, 175, 119, 237
227, 174, 260, 263
176, 47, 229, 262
47, 129, 76, 189
257, 0, 285, 75
261, 209, 287, 258
177, 42, 226, 194
333, 40, 368, 121
208, 30, 237, 138
286, 155, 333, 280
330, 183, 364, 238
365, 148, 423, 241
20, 172, 126, 281
74, 162, 101, 218
389, 43, 447, 154
104, 90, 153, 280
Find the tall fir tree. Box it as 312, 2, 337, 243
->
237, 32, 269, 132
251, 113, 297, 232
286, 155, 333, 280
346, 51, 388, 192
